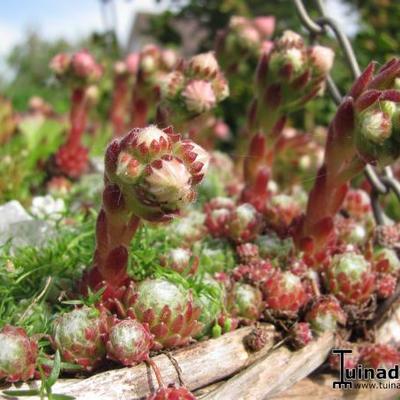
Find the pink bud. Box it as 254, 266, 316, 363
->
142, 156, 195, 210
125, 53, 140, 74
50, 53, 71, 75
213, 120, 230, 140
260, 40, 274, 55
253, 16, 275, 38
309, 45, 335, 74
277, 30, 303, 48
189, 52, 220, 79
114, 61, 127, 75
161, 49, 178, 70
212, 73, 229, 102
159, 71, 185, 99
182, 80, 216, 113
229, 16, 248, 30
72, 50, 99, 79
237, 25, 261, 49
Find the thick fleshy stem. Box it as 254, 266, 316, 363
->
68, 87, 89, 147
82, 125, 210, 301
240, 32, 333, 209
111, 73, 130, 136
297, 59, 400, 256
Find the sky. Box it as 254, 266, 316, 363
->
0, 0, 358, 59
0, 0, 169, 57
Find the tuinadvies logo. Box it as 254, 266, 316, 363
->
332, 349, 400, 390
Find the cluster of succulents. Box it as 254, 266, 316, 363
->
157, 51, 229, 145
215, 15, 275, 74
3, 10, 400, 397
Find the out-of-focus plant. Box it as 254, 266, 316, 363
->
296, 59, 400, 259
48, 50, 102, 180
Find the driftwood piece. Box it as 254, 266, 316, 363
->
1, 325, 275, 400
201, 332, 334, 400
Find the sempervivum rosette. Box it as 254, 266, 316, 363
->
0, 326, 38, 382
124, 279, 202, 350
160, 248, 199, 276
106, 318, 153, 366
323, 252, 375, 305
49, 50, 102, 179
52, 307, 109, 370
83, 125, 209, 300
131, 45, 179, 127
248, 30, 334, 136
263, 270, 309, 318
227, 203, 262, 243
305, 295, 347, 334
227, 283, 264, 322
215, 15, 275, 74
157, 52, 229, 133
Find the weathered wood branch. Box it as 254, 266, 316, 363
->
201, 332, 334, 400
19, 324, 273, 400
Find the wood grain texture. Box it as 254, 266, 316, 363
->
201, 332, 334, 400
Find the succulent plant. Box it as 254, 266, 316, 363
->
49, 50, 102, 179
111, 55, 139, 136
263, 270, 308, 315
342, 189, 372, 220
215, 15, 275, 74
227, 203, 262, 243
0, 325, 38, 382
130, 45, 179, 127
232, 259, 273, 286
157, 52, 228, 142
236, 243, 260, 264
329, 342, 360, 371
288, 322, 313, 349
168, 210, 206, 247
227, 283, 264, 321
360, 343, 400, 369
194, 275, 225, 338
52, 307, 109, 370
83, 125, 209, 297
106, 318, 153, 366
376, 274, 397, 299
297, 59, 400, 256
195, 239, 236, 273
255, 233, 294, 262
124, 279, 202, 349
373, 248, 400, 275
323, 252, 375, 305
160, 248, 199, 276
306, 296, 347, 334
147, 385, 197, 400
244, 326, 272, 352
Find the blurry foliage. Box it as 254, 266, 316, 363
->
343, 0, 400, 67
2, 30, 120, 113
0, 118, 65, 205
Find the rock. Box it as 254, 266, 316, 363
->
0, 200, 55, 251
0, 201, 32, 232
0, 220, 55, 251
90, 157, 104, 174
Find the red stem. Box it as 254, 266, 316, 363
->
67, 87, 88, 148
111, 75, 129, 137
